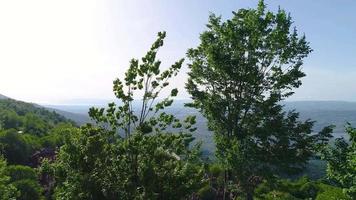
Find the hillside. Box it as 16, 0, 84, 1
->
43, 100, 356, 156
0, 94, 9, 99
0, 95, 78, 169
0, 97, 76, 136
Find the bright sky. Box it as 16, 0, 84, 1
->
0, 0, 356, 104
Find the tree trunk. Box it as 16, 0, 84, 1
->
223, 170, 227, 200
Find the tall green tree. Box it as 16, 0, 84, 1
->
186, 1, 331, 199
0, 129, 33, 165
321, 123, 356, 199
47, 32, 204, 200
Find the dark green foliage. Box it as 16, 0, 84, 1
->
254, 177, 351, 200
4, 161, 44, 200
23, 113, 49, 137
39, 123, 75, 148
186, 0, 332, 198
7, 165, 37, 182
0, 110, 23, 129
320, 123, 356, 198
13, 179, 44, 200
0, 129, 34, 165
0, 156, 19, 200
0, 97, 76, 165
197, 185, 217, 200
315, 183, 351, 200
47, 125, 202, 200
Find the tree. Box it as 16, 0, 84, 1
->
186, 1, 331, 199
321, 123, 356, 199
0, 156, 19, 200
47, 32, 204, 200
23, 113, 49, 137
0, 129, 33, 165
13, 179, 44, 200
6, 165, 44, 200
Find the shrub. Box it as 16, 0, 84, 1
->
197, 185, 217, 200
316, 183, 351, 200
7, 165, 37, 182
13, 179, 44, 200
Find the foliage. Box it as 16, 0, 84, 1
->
47, 32, 204, 200
185, 0, 332, 198
7, 165, 37, 182
315, 183, 351, 200
254, 177, 351, 200
261, 190, 299, 200
0, 98, 73, 134
39, 123, 75, 148
321, 123, 356, 198
6, 163, 44, 200
0, 129, 34, 165
13, 179, 44, 200
197, 185, 217, 200
0, 156, 19, 200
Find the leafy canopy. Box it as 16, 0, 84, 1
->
321, 123, 356, 199
186, 0, 332, 198
46, 32, 204, 200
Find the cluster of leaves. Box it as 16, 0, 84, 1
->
0, 156, 18, 200
89, 31, 196, 137
185, 0, 333, 198
0, 99, 76, 200
320, 123, 356, 198
45, 32, 204, 200
0, 123, 75, 165
254, 176, 351, 200
0, 91, 76, 166
0, 156, 45, 200
43, 125, 203, 200
195, 163, 351, 200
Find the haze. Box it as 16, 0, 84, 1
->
1, 0, 356, 104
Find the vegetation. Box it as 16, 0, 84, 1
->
0, 1, 354, 200
0, 156, 19, 200
186, 1, 333, 199
321, 124, 356, 198
44, 31, 204, 200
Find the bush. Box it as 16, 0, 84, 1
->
13, 179, 44, 200
208, 164, 223, 178
0, 130, 33, 165
298, 182, 319, 199
197, 185, 217, 200
7, 165, 37, 182
0, 157, 19, 199
316, 183, 351, 200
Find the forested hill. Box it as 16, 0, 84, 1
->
0, 95, 77, 168
0, 96, 75, 135
0, 94, 9, 99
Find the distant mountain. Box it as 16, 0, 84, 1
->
44, 106, 90, 125
283, 101, 356, 134
44, 100, 356, 154
0, 94, 9, 99
283, 101, 356, 111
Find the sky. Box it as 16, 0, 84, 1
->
0, 0, 356, 104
